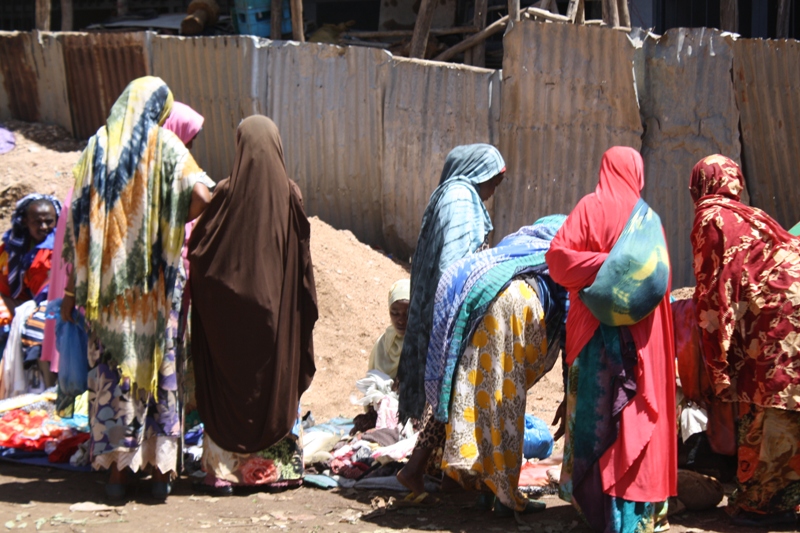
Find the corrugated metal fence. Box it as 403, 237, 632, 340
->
2, 22, 800, 286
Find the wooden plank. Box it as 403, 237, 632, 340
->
60, 0, 73, 30
720, 0, 738, 32
528, 7, 570, 22
36, 0, 51, 30
509, 0, 520, 22
576, 0, 585, 23
617, 0, 630, 28
471, 0, 489, 67
409, 0, 437, 58
434, 7, 533, 62
345, 27, 477, 38
290, 0, 305, 41
566, 0, 580, 22
271, 0, 282, 39
777, 0, 791, 38
602, 0, 619, 27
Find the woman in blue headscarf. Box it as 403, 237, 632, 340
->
396, 143, 506, 498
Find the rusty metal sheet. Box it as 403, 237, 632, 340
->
733, 38, 800, 231
266, 42, 389, 248
0, 32, 40, 123
381, 56, 501, 259
60, 32, 149, 139
492, 20, 643, 242
150, 35, 269, 183
639, 27, 741, 288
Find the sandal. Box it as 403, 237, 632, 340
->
494, 499, 546, 518
398, 491, 440, 507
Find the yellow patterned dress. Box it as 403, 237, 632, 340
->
442, 280, 553, 511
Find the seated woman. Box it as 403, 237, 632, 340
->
0, 195, 61, 312
690, 155, 800, 527
368, 279, 410, 380
426, 215, 568, 515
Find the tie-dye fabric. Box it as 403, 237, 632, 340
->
64, 76, 211, 396
398, 144, 505, 421
426, 215, 567, 423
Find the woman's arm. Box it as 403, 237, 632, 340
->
187, 182, 211, 222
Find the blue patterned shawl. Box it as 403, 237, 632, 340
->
3, 194, 62, 299
397, 144, 505, 421
426, 215, 567, 422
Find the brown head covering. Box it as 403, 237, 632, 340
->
189, 115, 317, 453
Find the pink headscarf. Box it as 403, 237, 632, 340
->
162, 101, 204, 145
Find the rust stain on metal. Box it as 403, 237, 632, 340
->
61, 32, 148, 138
0, 33, 40, 122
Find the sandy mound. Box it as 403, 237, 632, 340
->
303, 217, 410, 420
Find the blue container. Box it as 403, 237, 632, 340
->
232, 0, 292, 37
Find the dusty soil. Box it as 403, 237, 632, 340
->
0, 122, 742, 532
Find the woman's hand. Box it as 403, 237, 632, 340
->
551, 398, 567, 441
60, 294, 75, 323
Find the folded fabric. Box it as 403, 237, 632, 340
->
48, 432, 90, 463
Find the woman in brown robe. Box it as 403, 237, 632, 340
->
189, 115, 318, 494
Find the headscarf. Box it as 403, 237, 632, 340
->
3, 194, 62, 299
546, 146, 677, 503
163, 101, 204, 145
65, 76, 209, 395
691, 155, 800, 410
368, 279, 411, 380
398, 143, 505, 421
388, 278, 410, 306
426, 215, 568, 422
189, 115, 318, 453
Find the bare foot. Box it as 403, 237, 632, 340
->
396, 465, 425, 495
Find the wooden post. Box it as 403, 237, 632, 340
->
617, 0, 630, 28
471, 0, 489, 67
720, 0, 738, 32
508, 0, 520, 22
602, 0, 619, 27
409, 0, 437, 58
117, 0, 128, 17
35, 0, 51, 30
60, 0, 73, 30
776, 0, 791, 38
434, 8, 532, 62
566, 0, 582, 22
271, 0, 283, 39
290, 0, 305, 41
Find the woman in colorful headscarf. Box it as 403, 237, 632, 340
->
396, 143, 506, 498
690, 155, 800, 527
60, 76, 213, 501
0, 195, 61, 311
189, 115, 318, 495
545, 147, 677, 533
438, 215, 568, 516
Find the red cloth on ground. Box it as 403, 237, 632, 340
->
545, 146, 677, 502
0, 409, 65, 452
48, 432, 90, 463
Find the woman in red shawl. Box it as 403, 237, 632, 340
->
690, 155, 800, 527
545, 146, 677, 533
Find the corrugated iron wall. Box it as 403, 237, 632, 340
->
381, 57, 501, 259
492, 21, 643, 242
61, 32, 149, 138
150, 35, 269, 182
2, 24, 800, 277
734, 38, 800, 231
639, 28, 741, 287
267, 42, 389, 248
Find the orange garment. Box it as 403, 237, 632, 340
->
546, 147, 677, 503
0, 243, 52, 300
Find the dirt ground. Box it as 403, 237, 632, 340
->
0, 122, 756, 532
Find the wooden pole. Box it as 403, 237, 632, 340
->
508, 0, 520, 22
409, 0, 437, 58
35, 0, 51, 30
720, 0, 738, 32
617, 0, 630, 28
290, 0, 305, 41
776, 0, 791, 38
471, 0, 489, 67
576, 0, 585, 23
345, 27, 477, 38
434, 8, 533, 62
60, 0, 73, 30
271, 0, 283, 39
602, 0, 619, 27
116, 0, 128, 17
